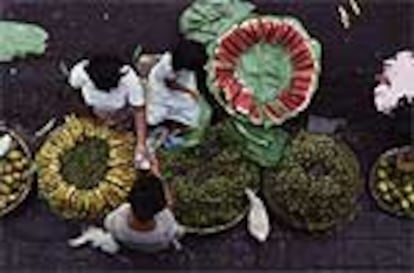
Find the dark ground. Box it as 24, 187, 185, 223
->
0, 0, 413, 272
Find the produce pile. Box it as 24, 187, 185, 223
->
0, 130, 32, 216
371, 146, 414, 218
160, 123, 260, 231
36, 115, 137, 220
264, 132, 361, 232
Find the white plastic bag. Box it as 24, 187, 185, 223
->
68, 226, 120, 255
0, 134, 12, 158
245, 188, 270, 242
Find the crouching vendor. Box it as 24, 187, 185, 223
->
68, 54, 154, 171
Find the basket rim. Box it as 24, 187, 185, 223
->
0, 126, 34, 218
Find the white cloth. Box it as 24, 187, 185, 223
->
69, 60, 145, 111
103, 203, 182, 253
147, 52, 200, 127
374, 50, 414, 114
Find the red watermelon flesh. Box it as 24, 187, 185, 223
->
262, 20, 275, 43
220, 39, 242, 60
243, 21, 260, 43
279, 25, 296, 47
218, 38, 240, 60
233, 89, 253, 115
278, 91, 305, 110
285, 32, 305, 54
234, 27, 256, 49
295, 59, 315, 71
264, 102, 283, 122
215, 47, 238, 65
223, 78, 243, 102
291, 77, 313, 94
227, 30, 250, 52
249, 103, 263, 125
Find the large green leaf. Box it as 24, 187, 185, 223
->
223, 119, 290, 167
0, 21, 48, 62
180, 0, 255, 45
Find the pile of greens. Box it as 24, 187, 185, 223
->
61, 138, 109, 189
160, 123, 260, 229
264, 132, 361, 232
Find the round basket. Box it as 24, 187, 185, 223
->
36, 115, 136, 220
0, 126, 34, 217
369, 145, 414, 218
263, 134, 362, 232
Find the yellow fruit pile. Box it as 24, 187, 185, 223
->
0, 135, 31, 214
36, 115, 137, 220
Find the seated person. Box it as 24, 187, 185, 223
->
103, 172, 183, 252
68, 54, 151, 170
146, 39, 209, 145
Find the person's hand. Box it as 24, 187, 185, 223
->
134, 144, 151, 170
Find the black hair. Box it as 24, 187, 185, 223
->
127, 172, 166, 221
85, 54, 126, 91
171, 38, 225, 123
171, 39, 207, 72
392, 96, 413, 144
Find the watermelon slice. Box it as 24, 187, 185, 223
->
233, 89, 254, 115
264, 102, 284, 123
261, 19, 275, 43
214, 47, 238, 65
278, 91, 305, 110
249, 103, 263, 125
234, 27, 256, 49
227, 29, 251, 52
223, 78, 243, 102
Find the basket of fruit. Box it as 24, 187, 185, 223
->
0, 126, 34, 217
263, 132, 362, 232
160, 123, 260, 234
36, 115, 137, 220
370, 146, 414, 218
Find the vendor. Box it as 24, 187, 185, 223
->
68, 54, 152, 170
146, 39, 208, 145
104, 171, 183, 252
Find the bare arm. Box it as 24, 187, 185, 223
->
165, 79, 199, 100
133, 105, 147, 154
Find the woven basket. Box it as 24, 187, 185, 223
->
0, 126, 34, 217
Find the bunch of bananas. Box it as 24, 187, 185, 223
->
0, 134, 31, 214
36, 115, 137, 220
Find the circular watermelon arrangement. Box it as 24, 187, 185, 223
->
208, 16, 321, 126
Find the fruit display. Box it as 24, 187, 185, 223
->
370, 146, 414, 218
36, 115, 137, 220
263, 132, 361, 232
0, 127, 33, 217
159, 123, 260, 233
207, 16, 321, 126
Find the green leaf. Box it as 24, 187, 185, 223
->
0, 21, 48, 62
180, 0, 255, 45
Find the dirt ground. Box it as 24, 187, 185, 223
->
0, 0, 413, 272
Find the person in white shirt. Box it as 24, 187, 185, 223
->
147, 40, 205, 141
103, 171, 183, 252
68, 54, 153, 170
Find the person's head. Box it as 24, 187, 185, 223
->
127, 172, 167, 221
171, 39, 207, 72
85, 54, 126, 91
